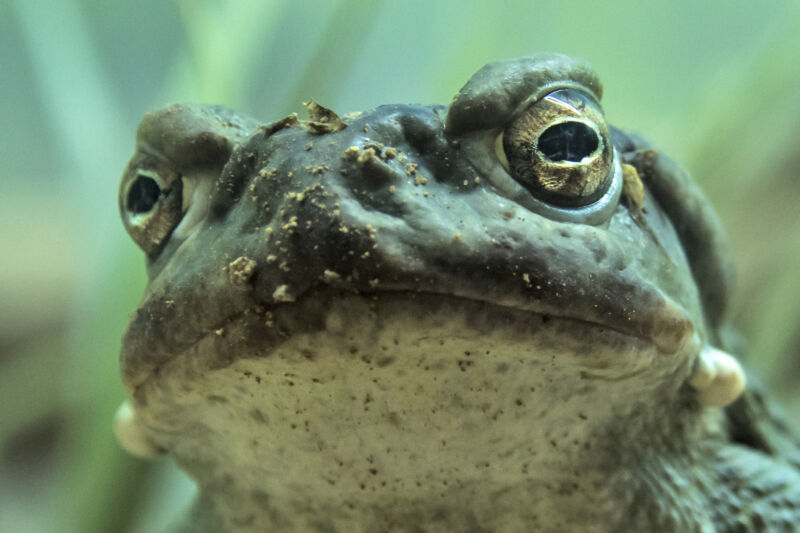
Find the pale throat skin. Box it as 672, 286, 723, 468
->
115, 54, 800, 532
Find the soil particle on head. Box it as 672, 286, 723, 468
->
303, 99, 347, 133
272, 284, 295, 302
228, 256, 257, 287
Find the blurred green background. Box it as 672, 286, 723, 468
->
1, 0, 798, 531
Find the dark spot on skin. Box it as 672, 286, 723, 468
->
233, 514, 255, 527
582, 234, 607, 263
541, 315, 551, 324
250, 409, 269, 424
207, 395, 228, 403
386, 412, 401, 427
376, 355, 395, 367
495, 363, 509, 373
251, 490, 270, 506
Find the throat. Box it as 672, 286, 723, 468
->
170, 410, 716, 533
190, 468, 616, 532
132, 294, 707, 531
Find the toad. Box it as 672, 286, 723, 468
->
115, 53, 800, 532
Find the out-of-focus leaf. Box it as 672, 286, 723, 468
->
677, 6, 800, 410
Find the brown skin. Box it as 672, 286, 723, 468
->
117, 53, 800, 532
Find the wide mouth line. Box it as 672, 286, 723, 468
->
126, 286, 672, 393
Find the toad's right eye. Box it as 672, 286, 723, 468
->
127, 173, 162, 214
119, 166, 184, 257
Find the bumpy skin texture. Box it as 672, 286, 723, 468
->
118, 53, 800, 532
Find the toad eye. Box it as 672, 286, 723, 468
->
498, 88, 612, 207
127, 173, 163, 214
119, 165, 184, 256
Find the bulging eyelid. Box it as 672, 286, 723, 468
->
445, 53, 602, 137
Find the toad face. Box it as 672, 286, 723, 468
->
115, 53, 761, 532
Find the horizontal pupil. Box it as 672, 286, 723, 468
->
128, 175, 161, 214
537, 121, 598, 162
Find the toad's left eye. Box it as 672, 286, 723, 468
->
499, 88, 612, 207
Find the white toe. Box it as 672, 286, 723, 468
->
113, 401, 161, 459
689, 345, 746, 408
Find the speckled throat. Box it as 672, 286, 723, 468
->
129, 290, 722, 532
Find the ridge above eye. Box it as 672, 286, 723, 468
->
445, 53, 602, 136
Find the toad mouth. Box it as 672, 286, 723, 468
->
121, 285, 694, 392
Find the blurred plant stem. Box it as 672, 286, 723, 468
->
12, 0, 148, 531
279, 0, 383, 110
680, 6, 800, 404
174, 0, 282, 105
